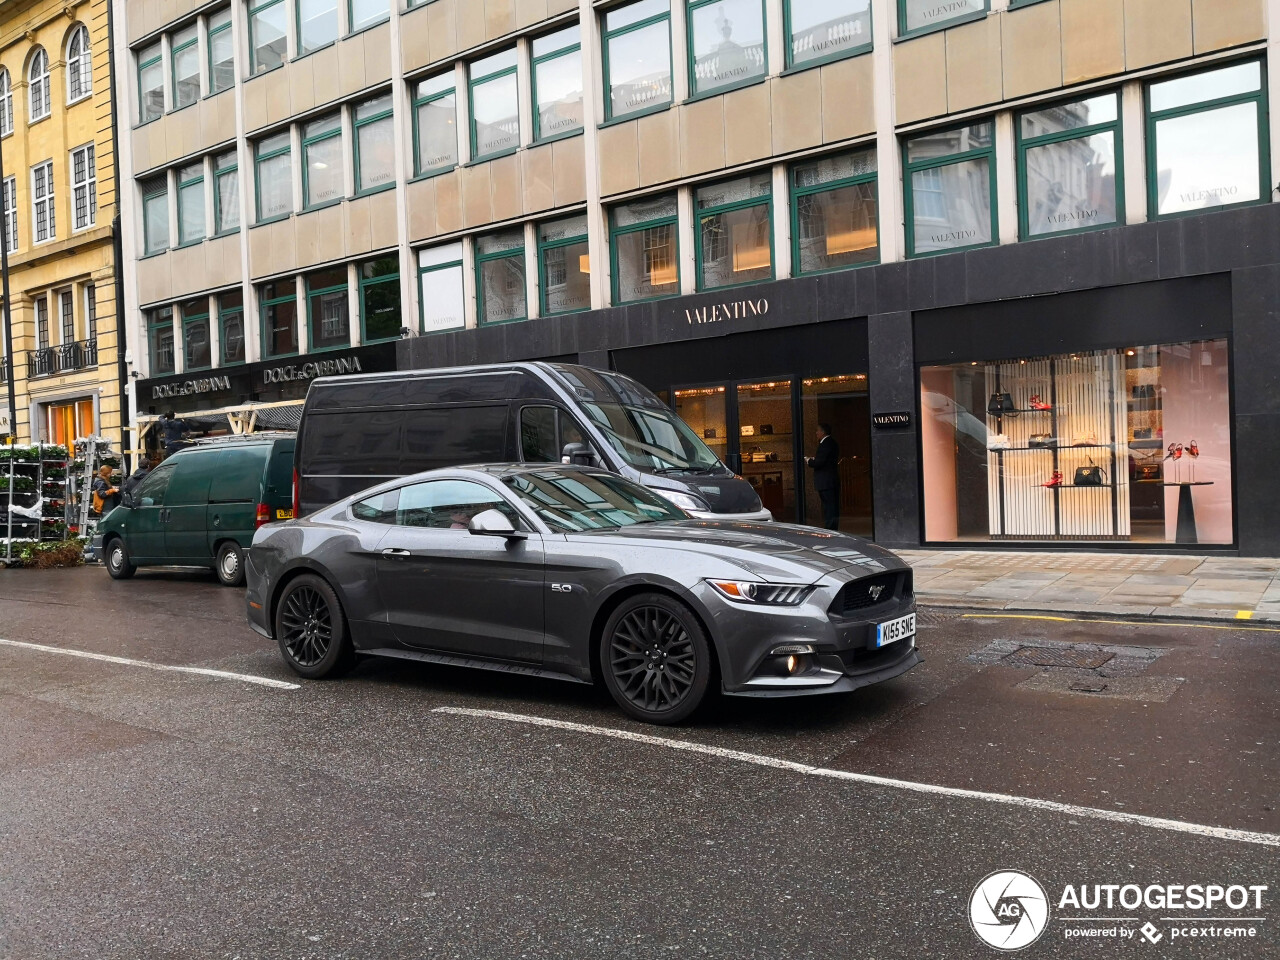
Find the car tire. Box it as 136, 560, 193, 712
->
600, 592, 713, 725
274, 574, 355, 680
215, 541, 245, 587
104, 538, 136, 580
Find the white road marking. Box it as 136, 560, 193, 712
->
434, 707, 1280, 849
0, 637, 300, 690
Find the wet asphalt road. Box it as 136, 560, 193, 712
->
1, 566, 1277, 960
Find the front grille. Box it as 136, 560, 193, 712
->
831, 570, 910, 617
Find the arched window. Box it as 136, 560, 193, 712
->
66, 25, 92, 103
28, 48, 50, 121
0, 70, 12, 136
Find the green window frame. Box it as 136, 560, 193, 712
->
176, 162, 206, 246
1144, 59, 1270, 221
259, 279, 298, 358
148, 306, 175, 374
1007, 0, 1050, 8
601, 0, 673, 123
138, 43, 163, 123
349, 0, 390, 33
218, 290, 245, 365
297, 0, 339, 56
903, 119, 997, 259
686, 0, 768, 99
694, 173, 774, 292
532, 25, 584, 143
475, 230, 527, 325
301, 113, 343, 209
141, 175, 169, 255
1016, 90, 1123, 241
353, 93, 395, 195
255, 131, 293, 222
790, 147, 879, 276
181, 299, 212, 371
784, 0, 873, 72
213, 150, 239, 235
170, 25, 200, 110
359, 256, 401, 342
249, 0, 288, 75
418, 242, 466, 333
208, 8, 235, 94
469, 49, 520, 162
305, 267, 351, 351
412, 74, 458, 178
897, 0, 988, 39
609, 194, 680, 304
537, 215, 590, 317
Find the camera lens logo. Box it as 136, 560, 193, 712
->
969, 870, 1050, 951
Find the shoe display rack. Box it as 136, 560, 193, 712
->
985, 355, 1131, 540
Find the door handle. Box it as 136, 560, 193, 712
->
381, 548, 411, 559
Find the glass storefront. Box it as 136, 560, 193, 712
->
920, 339, 1233, 545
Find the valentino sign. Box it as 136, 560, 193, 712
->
685, 298, 770, 326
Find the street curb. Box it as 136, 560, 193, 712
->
916, 600, 1280, 627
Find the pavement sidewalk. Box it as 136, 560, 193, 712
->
897, 549, 1280, 623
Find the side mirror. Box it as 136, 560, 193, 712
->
467, 508, 528, 541
561, 442, 597, 467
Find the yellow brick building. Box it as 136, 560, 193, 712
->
0, 0, 119, 450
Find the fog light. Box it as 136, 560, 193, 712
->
786, 655, 799, 674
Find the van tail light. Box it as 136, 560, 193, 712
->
292, 468, 300, 518
255, 503, 270, 529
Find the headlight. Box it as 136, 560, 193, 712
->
653, 489, 708, 513
707, 580, 812, 605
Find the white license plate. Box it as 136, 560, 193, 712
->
876, 613, 916, 647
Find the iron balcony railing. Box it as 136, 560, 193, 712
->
28, 338, 97, 378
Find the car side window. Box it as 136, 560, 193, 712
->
134, 461, 176, 506
351, 489, 400, 523
394, 479, 523, 530
520, 405, 589, 463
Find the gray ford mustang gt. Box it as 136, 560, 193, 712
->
246, 464, 920, 724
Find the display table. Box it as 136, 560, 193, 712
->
1163, 481, 1214, 544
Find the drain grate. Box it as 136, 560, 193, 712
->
1005, 646, 1115, 670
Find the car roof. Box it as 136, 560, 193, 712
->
306, 360, 570, 389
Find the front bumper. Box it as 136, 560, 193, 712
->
687, 507, 774, 522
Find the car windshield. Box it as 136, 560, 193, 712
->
551, 365, 722, 472
501, 470, 688, 532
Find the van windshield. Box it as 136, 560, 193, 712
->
550, 365, 722, 473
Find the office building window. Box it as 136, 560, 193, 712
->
603, 0, 672, 122
60, 290, 75, 343
0, 70, 12, 136
182, 298, 211, 370
354, 93, 395, 193
66, 24, 92, 103
142, 175, 169, 254
255, 131, 293, 221
171, 25, 200, 109
208, 8, 235, 93
250, 0, 288, 74
85, 284, 97, 339
418, 242, 465, 333
538, 215, 590, 316
470, 49, 519, 161
28, 48, 51, 121
71, 144, 97, 231
611, 193, 679, 303
1017, 91, 1121, 239
149, 306, 175, 374
360, 257, 400, 341
298, 0, 338, 56
688, 0, 767, 97
35, 296, 49, 349
695, 173, 772, 290
786, 0, 871, 69
532, 26, 583, 141
1146, 60, 1269, 219
302, 113, 343, 208
306, 267, 350, 350
900, 0, 986, 36
220, 290, 245, 364
791, 147, 878, 274
413, 74, 457, 177
31, 160, 55, 243
138, 43, 164, 122
476, 230, 526, 324
214, 150, 240, 234
904, 119, 996, 257
260, 279, 298, 357
350, 0, 390, 32
177, 162, 206, 245
2, 176, 14, 252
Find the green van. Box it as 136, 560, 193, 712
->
94, 435, 296, 586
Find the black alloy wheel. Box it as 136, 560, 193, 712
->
274, 574, 355, 679
105, 538, 135, 580
601, 593, 712, 724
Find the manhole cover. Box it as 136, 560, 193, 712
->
1005, 646, 1114, 670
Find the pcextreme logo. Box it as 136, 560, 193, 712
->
969, 871, 1051, 951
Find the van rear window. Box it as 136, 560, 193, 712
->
299, 411, 402, 475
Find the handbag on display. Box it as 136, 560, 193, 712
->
1074, 462, 1106, 486
1028, 434, 1056, 448
1071, 433, 1100, 447
1133, 427, 1153, 440
1136, 463, 1161, 481
988, 434, 1011, 450
987, 392, 1016, 417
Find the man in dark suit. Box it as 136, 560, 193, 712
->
806, 422, 841, 530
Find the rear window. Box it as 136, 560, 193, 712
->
299, 406, 509, 476
299, 411, 402, 475
401, 406, 508, 473
208, 447, 269, 502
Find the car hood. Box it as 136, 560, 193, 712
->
563, 520, 906, 582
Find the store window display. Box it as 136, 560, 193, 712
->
920, 339, 1232, 545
